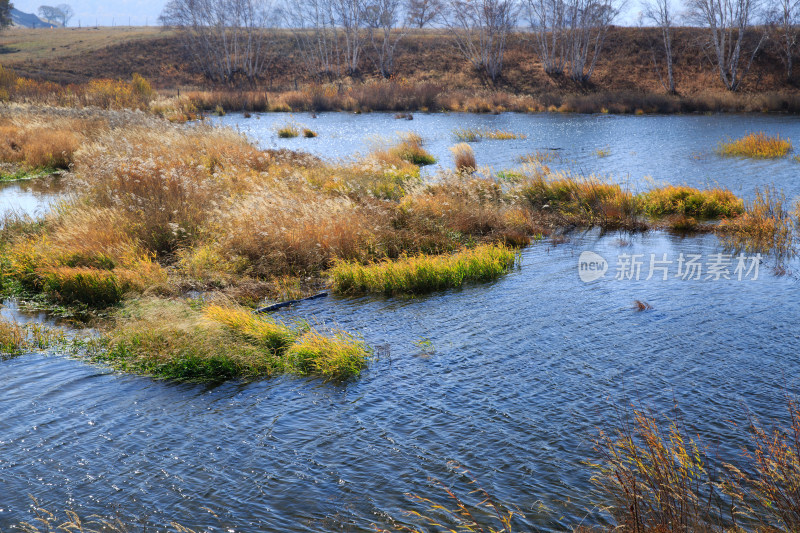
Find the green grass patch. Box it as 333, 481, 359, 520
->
329, 243, 520, 295
303, 128, 318, 138
277, 122, 300, 138
0, 166, 57, 182
95, 299, 370, 382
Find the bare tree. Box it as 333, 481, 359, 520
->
332, 0, 367, 74
56, 3, 73, 26
565, 0, 619, 82
284, 0, 343, 79
441, 0, 519, 82
525, 0, 620, 82
768, 0, 800, 80
688, 0, 767, 91
38, 5, 63, 24
526, 0, 569, 74
0, 0, 11, 31
641, 0, 676, 92
284, 0, 365, 78
364, 0, 407, 77
406, 0, 442, 27
161, 0, 278, 84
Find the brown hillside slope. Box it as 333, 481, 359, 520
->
1, 26, 796, 102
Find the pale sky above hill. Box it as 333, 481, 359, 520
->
13, 0, 165, 26
12, 0, 641, 28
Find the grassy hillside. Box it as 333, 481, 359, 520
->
1, 26, 797, 106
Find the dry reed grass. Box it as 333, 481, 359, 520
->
717, 187, 795, 257
451, 143, 476, 173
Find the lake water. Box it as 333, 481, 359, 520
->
214, 111, 800, 200
1, 113, 799, 531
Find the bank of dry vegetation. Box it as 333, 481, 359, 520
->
3, 26, 800, 115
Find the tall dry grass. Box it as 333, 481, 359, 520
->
0, 66, 155, 110
451, 143, 476, 173
0, 121, 83, 170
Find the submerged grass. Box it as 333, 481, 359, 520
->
0, 316, 66, 355
97, 299, 370, 381
329, 244, 519, 295
717, 186, 795, 257
717, 132, 792, 159
452, 128, 526, 142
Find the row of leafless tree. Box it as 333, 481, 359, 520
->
160, 0, 798, 90
644, 0, 797, 93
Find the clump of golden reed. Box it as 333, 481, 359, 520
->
717, 132, 792, 159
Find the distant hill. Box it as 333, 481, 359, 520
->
11, 7, 59, 28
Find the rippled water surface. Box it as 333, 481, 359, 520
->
214, 112, 800, 199
1, 114, 799, 531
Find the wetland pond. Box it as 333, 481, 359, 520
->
1, 112, 799, 531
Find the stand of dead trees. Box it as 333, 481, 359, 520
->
159, 0, 795, 92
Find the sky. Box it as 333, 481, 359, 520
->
12, 0, 165, 26
12, 0, 642, 28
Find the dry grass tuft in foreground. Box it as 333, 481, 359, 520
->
329, 244, 519, 296
450, 143, 476, 173
592, 398, 800, 532
717, 132, 793, 159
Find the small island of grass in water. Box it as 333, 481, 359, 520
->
717, 132, 792, 159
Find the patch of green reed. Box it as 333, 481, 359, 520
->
329, 243, 520, 296
389, 132, 436, 166
717, 132, 792, 159
0, 166, 57, 182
